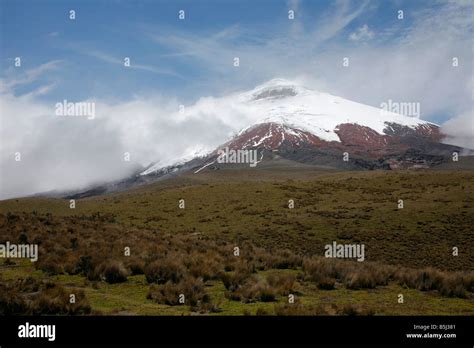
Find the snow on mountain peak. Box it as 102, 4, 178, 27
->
140, 79, 438, 175
234, 79, 436, 143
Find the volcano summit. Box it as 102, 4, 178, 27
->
142, 79, 460, 176
61, 79, 467, 199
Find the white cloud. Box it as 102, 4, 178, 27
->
349, 24, 374, 42
0, 82, 251, 199
440, 111, 474, 150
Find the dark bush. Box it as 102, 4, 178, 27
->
346, 270, 377, 290
147, 277, 209, 307
317, 277, 336, 290
224, 275, 276, 303
76, 255, 94, 276
97, 260, 128, 284
36, 254, 64, 275
18, 232, 28, 244
127, 259, 145, 275
255, 307, 270, 315
33, 286, 91, 315
0, 284, 29, 315
267, 273, 299, 295
0, 279, 91, 315
145, 259, 185, 284
265, 249, 302, 270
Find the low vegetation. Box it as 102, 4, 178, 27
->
0, 170, 473, 315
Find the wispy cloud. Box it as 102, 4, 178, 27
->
313, 0, 372, 43
147, 0, 472, 120
149, 1, 371, 73
149, 25, 246, 75
1, 59, 62, 92
349, 24, 374, 42
71, 46, 185, 79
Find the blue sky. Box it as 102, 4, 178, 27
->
0, 0, 472, 199
1, 0, 451, 105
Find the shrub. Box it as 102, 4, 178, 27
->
416, 268, 444, 291
303, 257, 393, 290
274, 303, 331, 316
18, 232, 28, 244
316, 277, 336, 290
36, 254, 64, 275
395, 268, 419, 289
0, 284, 29, 315
346, 270, 377, 290
76, 255, 94, 276
0, 279, 91, 315
33, 286, 91, 315
17, 276, 41, 292
338, 304, 375, 316
303, 257, 340, 281
461, 273, 474, 292
195, 300, 222, 313
127, 258, 145, 275
394, 267, 470, 298
145, 258, 185, 284
440, 283, 466, 298
224, 275, 276, 303
251, 283, 277, 302
255, 307, 270, 316
97, 260, 128, 284
265, 249, 302, 270
147, 277, 209, 307
267, 273, 299, 295
303, 257, 339, 289
185, 253, 221, 281
340, 304, 360, 316
439, 275, 467, 298
220, 267, 252, 292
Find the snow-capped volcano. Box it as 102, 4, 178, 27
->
63, 79, 463, 199
236, 78, 435, 143
142, 78, 447, 175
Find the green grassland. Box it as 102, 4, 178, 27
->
2, 169, 472, 270
0, 168, 473, 315
1, 259, 473, 316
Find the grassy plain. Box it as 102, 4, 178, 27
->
1, 168, 473, 315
